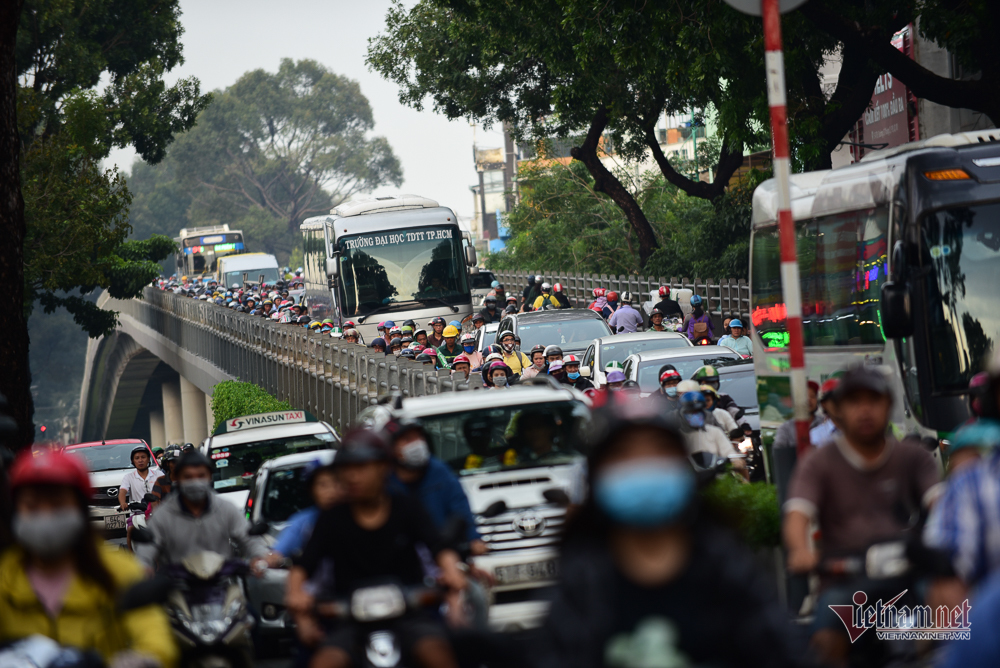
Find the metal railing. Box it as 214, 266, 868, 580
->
490, 270, 751, 321
107, 288, 484, 434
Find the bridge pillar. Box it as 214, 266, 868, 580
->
180, 376, 209, 445
149, 409, 166, 452
162, 380, 184, 445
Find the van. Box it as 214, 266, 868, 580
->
217, 252, 281, 289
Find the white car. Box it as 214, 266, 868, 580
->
357, 384, 590, 632
579, 331, 692, 387
474, 321, 500, 353
201, 410, 339, 510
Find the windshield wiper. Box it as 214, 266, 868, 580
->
414, 296, 460, 313
356, 303, 402, 324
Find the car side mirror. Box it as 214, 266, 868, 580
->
248, 521, 270, 536
481, 500, 508, 519
580, 365, 591, 377
880, 281, 913, 338
325, 256, 338, 278
465, 245, 478, 267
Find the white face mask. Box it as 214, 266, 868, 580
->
13, 509, 85, 559
494, 375, 508, 387
502, 342, 515, 353
399, 439, 431, 468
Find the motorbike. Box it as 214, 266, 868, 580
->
131, 529, 255, 668
314, 582, 446, 668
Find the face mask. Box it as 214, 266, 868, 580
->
399, 439, 430, 468
534, 360, 545, 370
494, 375, 508, 387
502, 342, 515, 353
595, 459, 694, 527
664, 386, 678, 397
683, 411, 706, 429
179, 479, 211, 502
568, 372, 581, 380
13, 509, 85, 559
464, 345, 474, 353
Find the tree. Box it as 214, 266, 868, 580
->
170, 58, 403, 234
367, 0, 886, 264
0, 0, 209, 447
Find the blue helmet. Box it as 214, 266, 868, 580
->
690, 295, 703, 307
950, 421, 1000, 453
679, 391, 706, 412
384, 320, 396, 329
449, 320, 462, 329
491, 280, 500, 288
729, 319, 743, 329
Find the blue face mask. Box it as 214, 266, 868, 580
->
463, 345, 474, 353
568, 372, 581, 380
664, 386, 678, 397
684, 411, 706, 429
595, 459, 694, 527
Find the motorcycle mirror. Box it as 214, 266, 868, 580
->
248, 521, 270, 536
143, 493, 158, 503
481, 500, 508, 519
543, 488, 571, 507
118, 575, 172, 612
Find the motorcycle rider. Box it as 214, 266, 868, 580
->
771, 381, 823, 450
605, 369, 627, 391
601, 291, 620, 321
388, 337, 404, 356
685, 295, 714, 343
435, 326, 463, 367
521, 345, 547, 380
809, 377, 841, 448
651, 285, 684, 319
470, 313, 486, 331
451, 354, 472, 380
588, 287, 608, 313
658, 367, 683, 408
486, 361, 514, 389
700, 385, 741, 438
479, 295, 503, 324
523, 275, 543, 312
532, 283, 560, 310
285, 429, 468, 667
119, 445, 163, 551
544, 345, 564, 369
521, 275, 536, 309
458, 333, 482, 369
370, 337, 386, 354
718, 319, 752, 356
648, 308, 668, 332
551, 283, 572, 308
266, 456, 341, 567
535, 395, 807, 668
783, 366, 940, 665
136, 450, 269, 574
678, 392, 745, 474
426, 317, 447, 348
608, 292, 644, 334
150, 445, 183, 508
691, 366, 751, 434
498, 330, 531, 376
1, 448, 178, 667
562, 355, 596, 391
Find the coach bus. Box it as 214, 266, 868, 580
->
301, 195, 476, 340
174, 225, 245, 279
750, 128, 1000, 440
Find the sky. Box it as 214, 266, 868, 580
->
105, 0, 504, 224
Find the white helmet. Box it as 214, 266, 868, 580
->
535, 275, 543, 284
541, 282, 552, 291
620, 291, 633, 303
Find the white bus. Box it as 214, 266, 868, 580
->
301, 195, 477, 340
217, 252, 281, 290
750, 129, 1000, 441
174, 224, 245, 279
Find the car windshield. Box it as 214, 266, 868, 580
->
601, 337, 690, 367
210, 433, 337, 493
337, 225, 470, 317
633, 355, 744, 393
516, 318, 611, 351
920, 201, 1000, 392
260, 465, 314, 523
469, 272, 496, 289
66, 443, 149, 472
224, 267, 280, 288
420, 401, 590, 474
716, 367, 759, 408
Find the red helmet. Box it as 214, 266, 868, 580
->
658, 286, 669, 298
452, 354, 471, 366
10, 448, 92, 497
607, 291, 619, 302
820, 378, 840, 400
659, 368, 682, 385
553, 283, 563, 293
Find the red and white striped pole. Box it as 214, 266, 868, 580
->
762, 0, 810, 456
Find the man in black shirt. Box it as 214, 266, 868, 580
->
286, 429, 467, 668
478, 295, 503, 323
652, 286, 684, 319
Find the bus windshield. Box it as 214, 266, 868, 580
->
337, 225, 469, 317
920, 201, 1000, 392
223, 267, 280, 289
752, 207, 887, 349
210, 433, 336, 493
177, 232, 244, 276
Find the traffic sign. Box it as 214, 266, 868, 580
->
721, 0, 809, 16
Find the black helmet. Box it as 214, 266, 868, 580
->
399, 348, 416, 359
175, 449, 214, 476
504, 305, 517, 314
163, 445, 183, 462
484, 295, 497, 304
130, 445, 150, 464
334, 429, 392, 466
529, 344, 546, 356
296, 315, 311, 325
472, 313, 485, 323
389, 337, 403, 348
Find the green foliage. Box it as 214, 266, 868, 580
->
127, 59, 402, 265
701, 477, 781, 549
210, 381, 293, 433
484, 160, 763, 280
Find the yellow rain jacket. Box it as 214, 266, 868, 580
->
0, 544, 178, 667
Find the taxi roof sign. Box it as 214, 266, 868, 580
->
213, 410, 318, 435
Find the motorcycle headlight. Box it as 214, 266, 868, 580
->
351, 585, 406, 622
224, 597, 245, 623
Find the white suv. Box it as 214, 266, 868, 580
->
357, 383, 591, 631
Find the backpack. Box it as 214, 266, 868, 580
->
692, 320, 709, 340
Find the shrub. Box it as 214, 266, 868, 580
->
700, 476, 781, 549
210, 381, 292, 433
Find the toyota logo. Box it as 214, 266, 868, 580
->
512, 512, 546, 538
106, 487, 118, 497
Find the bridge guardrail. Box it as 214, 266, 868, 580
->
107, 288, 484, 433
490, 270, 751, 322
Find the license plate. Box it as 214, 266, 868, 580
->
104, 514, 127, 531
494, 560, 557, 585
